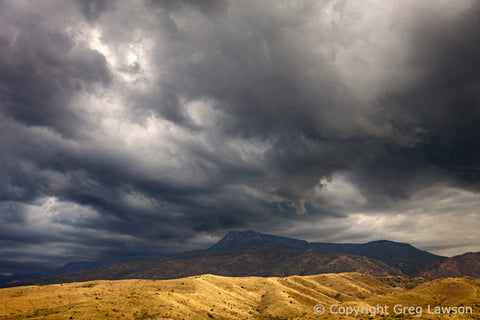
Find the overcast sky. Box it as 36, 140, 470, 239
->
1, 0, 479, 274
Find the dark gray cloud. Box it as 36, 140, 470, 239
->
74, 0, 114, 22
0, 0, 479, 273
351, 1, 480, 202
0, 1, 110, 137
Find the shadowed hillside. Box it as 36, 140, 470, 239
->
421, 252, 480, 279
313, 240, 446, 276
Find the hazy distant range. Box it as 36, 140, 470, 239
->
2, 230, 479, 288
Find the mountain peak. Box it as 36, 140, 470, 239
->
208, 230, 312, 252
207, 230, 267, 251
224, 230, 262, 238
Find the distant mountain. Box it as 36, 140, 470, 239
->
208, 230, 446, 276
0, 274, 12, 282
0, 254, 166, 285
0, 272, 48, 285
420, 252, 480, 279
4, 230, 475, 288
55, 261, 112, 274
54, 254, 166, 274
3, 241, 402, 287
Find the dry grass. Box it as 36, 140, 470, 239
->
1, 273, 479, 319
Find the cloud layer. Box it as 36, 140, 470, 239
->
1, 0, 479, 273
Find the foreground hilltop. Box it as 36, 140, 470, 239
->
1, 273, 479, 319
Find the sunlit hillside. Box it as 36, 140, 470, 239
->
1, 273, 479, 319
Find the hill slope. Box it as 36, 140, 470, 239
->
420, 252, 480, 279
1, 273, 479, 320
313, 239, 446, 276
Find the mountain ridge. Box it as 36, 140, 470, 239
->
209, 230, 446, 275
3, 241, 403, 287
4, 230, 479, 288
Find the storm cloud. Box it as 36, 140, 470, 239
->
1, 0, 479, 273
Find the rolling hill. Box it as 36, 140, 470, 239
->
1, 273, 479, 319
